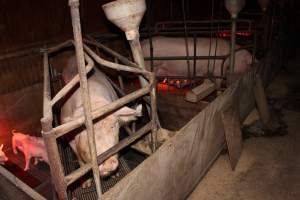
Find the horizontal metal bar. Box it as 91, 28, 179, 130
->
53, 86, 151, 138
0, 165, 46, 200
83, 38, 138, 68
65, 163, 92, 186
46, 40, 74, 54
51, 53, 94, 106
97, 122, 152, 165
156, 75, 225, 79
83, 44, 151, 76
140, 30, 262, 37
144, 55, 227, 61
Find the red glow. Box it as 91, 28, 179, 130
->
217, 31, 252, 38
157, 79, 191, 95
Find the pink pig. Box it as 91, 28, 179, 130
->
0, 144, 8, 165
11, 130, 49, 171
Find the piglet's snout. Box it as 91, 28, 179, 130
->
99, 157, 119, 177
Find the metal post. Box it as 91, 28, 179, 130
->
68, 0, 102, 198
41, 51, 68, 200
229, 17, 236, 74
150, 74, 158, 151
128, 33, 149, 87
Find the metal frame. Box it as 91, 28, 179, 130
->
41, 40, 157, 199
139, 19, 257, 81
40, 1, 157, 198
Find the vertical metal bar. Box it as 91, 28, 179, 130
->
41, 51, 67, 200
68, 0, 102, 198
42, 121, 67, 200
128, 37, 149, 87
181, 0, 191, 79
114, 58, 124, 91
229, 17, 236, 73
146, 0, 154, 72
150, 74, 158, 151
193, 34, 197, 78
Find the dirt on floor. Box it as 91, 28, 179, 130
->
187, 57, 300, 200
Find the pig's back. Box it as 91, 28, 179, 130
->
141, 36, 230, 57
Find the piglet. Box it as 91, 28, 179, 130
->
11, 130, 49, 171
0, 144, 8, 165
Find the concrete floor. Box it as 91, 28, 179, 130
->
188, 59, 300, 200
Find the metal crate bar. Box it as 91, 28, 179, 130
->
40, 1, 158, 199
41, 51, 68, 199
51, 52, 94, 106
65, 163, 92, 186
69, 0, 102, 197
53, 85, 151, 139
97, 122, 152, 165
83, 38, 137, 68
83, 44, 150, 77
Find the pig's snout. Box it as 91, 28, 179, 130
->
99, 157, 119, 177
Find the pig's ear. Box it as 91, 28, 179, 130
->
0, 144, 3, 150
114, 105, 142, 117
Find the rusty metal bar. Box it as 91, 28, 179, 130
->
46, 40, 74, 54
128, 36, 149, 87
51, 53, 94, 106
150, 74, 158, 151
65, 163, 92, 186
83, 38, 138, 68
54, 85, 151, 138
0, 165, 46, 200
42, 120, 67, 200
69, 0, 102, 198
97, 122, 152, 165
42, 51, 52, 118
83, 44, 150, 76
229, 17, 237, 73
41, 51, 68, 200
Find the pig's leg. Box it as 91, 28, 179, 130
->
33, 157, 39, 165
12, 138, 18, 154
23, 148, 32, 171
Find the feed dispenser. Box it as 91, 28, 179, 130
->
102, 0, 148, 87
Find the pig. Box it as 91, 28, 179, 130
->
11, 130, 49, 171
60, 55, 142, 188
141, 36, 255, 87
0, 144, 8, 165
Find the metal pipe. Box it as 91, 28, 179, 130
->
51, 53, 94, 106
229, 17, 237, 73
150, 74, 158, 151
128, 36, 149, 87
193, 35, 197, 78
83, 44, 150, 76
114, 58, 125, 92
83, 38, 138, 68
97, 122, 152, 165
68, 0, 102, 197
65, 163, 92, 186
181, 0, 191, 78
41, 51, 68, 200
46, 40, 74, 54
0, 165, 46, 200
53, 86, 151, 138
41, 118, 67, 200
